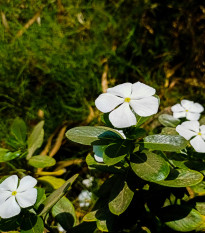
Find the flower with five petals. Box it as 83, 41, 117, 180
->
0, 175, 37, 219
176, 121, 205, 153
95, 82, 159, 128
171, 100, 204, 121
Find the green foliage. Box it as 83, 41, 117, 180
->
28, 155, 56, 168
158, 114, 181, 128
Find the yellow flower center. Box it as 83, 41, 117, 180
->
198, 132, 202, 136
124, 97, 131, 103
185, 109, 189, 112
12, 191, 17, 196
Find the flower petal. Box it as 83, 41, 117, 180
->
130, 82, 156, 99
200, 125, 205, 134
176, 125, 197, 140
93, 145, 104, 163
191, 103, 204, 113
17, 176, 37, 192
190, 135, 205, 153
186, 112, 201, 121
181, 100, 194, 110
95, 93, 124, 113
107, 83, 132, 98
0, 175, 18, 192
130, 96, 159, 117
0, 196, 20, 219
171, 104, 184, 112
173, 112, 186, 119
16, 188, 37, 208
0, 190, 11, 205
109, 102, 136, 128
181, 121, 200, 132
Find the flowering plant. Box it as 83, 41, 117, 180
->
66, 82, 205, 232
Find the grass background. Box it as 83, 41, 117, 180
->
0, 0, 205, 140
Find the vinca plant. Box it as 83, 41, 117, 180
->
66, 82, 205, 232
1, 81, 205, 232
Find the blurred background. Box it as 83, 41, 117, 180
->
0, 0, 205, 142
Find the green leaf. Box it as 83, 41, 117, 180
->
161, 127, 178, 135
28, 155, 56, 168
109, 177, 134, 215
27, 121, 44, 159
52, 196, 76, 230
96, 208, 115, 232
0, 215, 21, 231
21, 214, 44, 233
66, 126, 123, 145
83, 210, 98, 222
156, 168, 203, 187
143, 135, 188, 152
136, 115, 151, 128
103, 140, 129, 166
191, 181, 205, 196
68, 222, 97, 233
130, 151, 170, 182
0, 149, 21, 162
34, 188, 46, 210
86, 154, 122, 174
11, 117, 27, 144
158, 114, 180, 127
38, 174, 78, 216
38, 176, 65, 190
124, 127, 146, 139
158, 205, 204, 232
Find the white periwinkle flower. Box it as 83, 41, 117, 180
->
171, 100, 204, 121
78, 190, 92, 207
95, 82, 159, 128
176, 121, 205, 153
0, 175, 37, 219
93, 130, 126, 163
82, 175, 94, 188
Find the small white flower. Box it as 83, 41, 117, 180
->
176, 121, 205, 153
0, 175, 37, 219
93, 130, 126, 163
95, 82, 159, 128
171, 100, 204, 121
82, 175, 94, 188
78, 190, 92, 207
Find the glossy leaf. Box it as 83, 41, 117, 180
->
103, 140, 129, 166
27, 121, 44, 159
144, 135, 188, 152
130, 151, 170, 182
28, 155, 56, 168
109, 177, 134, 215
0, 149, 21, 162
52, 196, 76, 230
21, 214, 44, 233
156, 168, 203, 187
158, 114, 180, 127
158, 205, 204, 232
38, 174, 78, 216
66, 126, 123, 145
34, 188, 46, 210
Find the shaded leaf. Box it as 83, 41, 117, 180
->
21, 214, 44, 233
158, 114, 180, 127
10, 117, 27, 145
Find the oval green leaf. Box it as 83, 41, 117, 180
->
0, 149, 21, 162
109, 177, 134, 215
130, 151, 170, 182
158, 114, 180, 127
144, 135, 188, 152
156, 168, 203, 187
66, 126, 122, 145
28, 155, 56, 168
52, 196, 76, 230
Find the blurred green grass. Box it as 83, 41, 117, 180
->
0, 0, 205, 141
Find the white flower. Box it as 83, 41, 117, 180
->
82, 175, 94, 188
95, 82, 159, 128
171, 100, 204, 121
93, 130, 126, 163
176, 121, 205, 153
78, 190, 92, 207
0, 175, 37, 219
